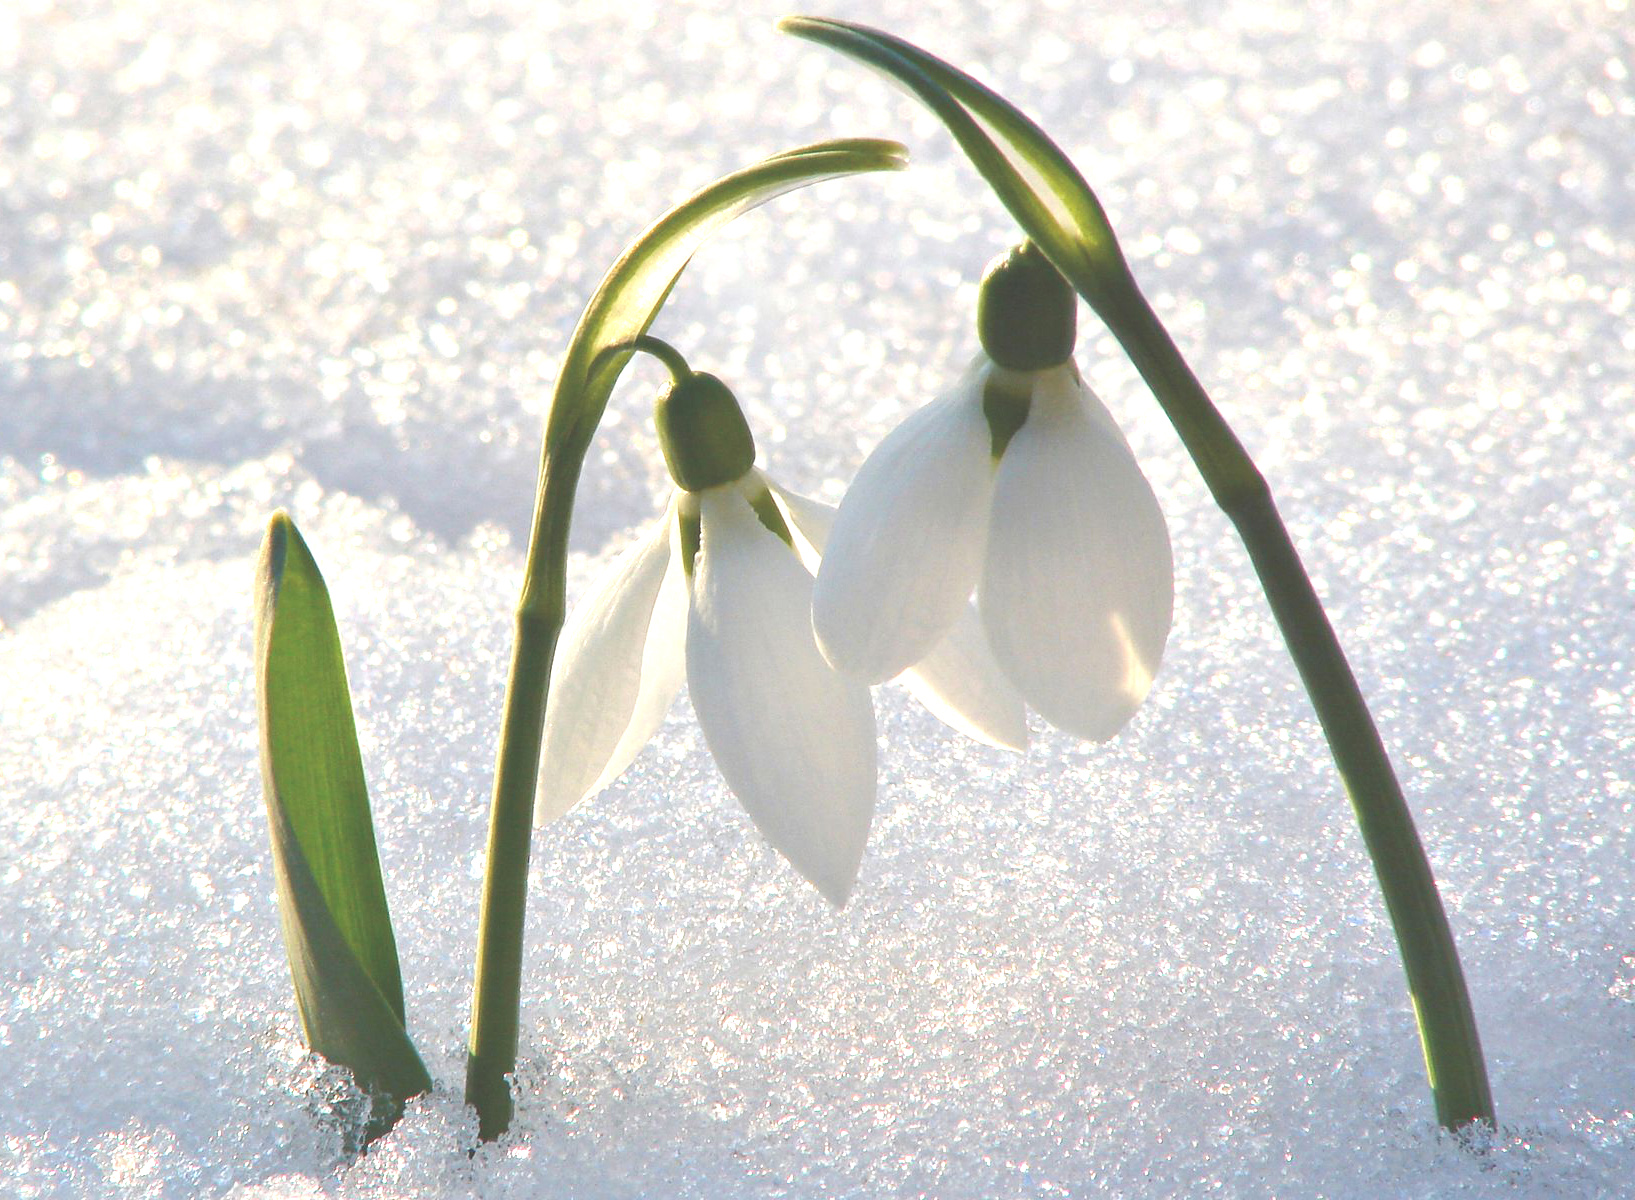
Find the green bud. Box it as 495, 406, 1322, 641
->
977, 242, 1076, 371
654, 372, 757, 492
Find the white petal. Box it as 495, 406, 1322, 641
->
810, 358, 997, 683
687, 486, 877, 906
899, 608, 1030, 752
981, 368, 1174, 741
536, 508, 687, 823
771, 480, 1027, 752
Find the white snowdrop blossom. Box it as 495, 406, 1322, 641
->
536, 467, 1026, 906
812, 352, 1174, 743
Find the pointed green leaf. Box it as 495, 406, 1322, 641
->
254, 511, 431, 1138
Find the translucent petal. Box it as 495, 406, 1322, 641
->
771, 480, 1027, 751
899, 608, 1029, 752
810, 359, 997, 683
981, 369, 1173, 741
687, 486, 877, 906
536, 508, 687, 822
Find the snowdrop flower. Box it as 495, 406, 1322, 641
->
537, 344, 1024, 904
813, 244, 1174, 743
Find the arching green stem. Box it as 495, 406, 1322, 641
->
780, 16, 1493, 1132
462, 137, 906, 1141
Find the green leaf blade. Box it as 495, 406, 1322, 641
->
255, 511, 431, 1135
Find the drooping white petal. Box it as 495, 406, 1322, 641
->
899, 609, 1030, 752
770, 479, 1027, 752
536, 507, 688, 823
810, 358, 997, 683
687, 485, 876, 906
981, 368, 1174, 742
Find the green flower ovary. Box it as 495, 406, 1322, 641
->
977, 242, 1076, 372
655, 371, 758, 492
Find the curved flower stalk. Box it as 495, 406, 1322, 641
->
814, 250, 1173, 743
781, 17, 1494, 1132
465, 138, 908, 1141
539, 343, 1026, 906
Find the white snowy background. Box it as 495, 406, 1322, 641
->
2, 0, 1632, 1195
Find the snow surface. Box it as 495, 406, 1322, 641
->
3, 0, 1633, 1195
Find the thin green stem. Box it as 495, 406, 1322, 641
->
629, 335, 694, 383
464, 459, 577, 1143
1092, 269, 1494, 1130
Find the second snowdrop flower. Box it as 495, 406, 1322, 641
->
813, 244, 1174, 743
537, 340, 1023, 905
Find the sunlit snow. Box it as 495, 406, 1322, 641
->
3, 0, 1632, 1196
